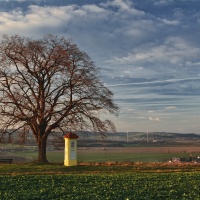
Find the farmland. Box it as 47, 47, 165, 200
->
1, 170, 200, 199
1, 133, 200, 199
2, 131, 200, 163
2, 146, 200, 163
1, 146, 200, 199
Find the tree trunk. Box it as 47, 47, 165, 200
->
37, 137, 48, 163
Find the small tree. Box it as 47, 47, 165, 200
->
0, 35, 118, 163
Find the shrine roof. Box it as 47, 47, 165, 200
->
64, 132, 79, 139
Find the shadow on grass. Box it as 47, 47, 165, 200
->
1, 161, 200, 175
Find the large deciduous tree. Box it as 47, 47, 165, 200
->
0, 35, 118, 163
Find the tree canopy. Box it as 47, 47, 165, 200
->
0, 34, 118, 162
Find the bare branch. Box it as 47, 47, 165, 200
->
0, 34, 118, 162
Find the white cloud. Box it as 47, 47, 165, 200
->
165, 106, 176, 110
149, 117, 161, 121
154, 0, 174, 6
148, 111, 155, 113
0, 6, 76, 36
101, 0, 131, 10
137, 117, 146, 119
106, 37, 200, 67
111, 0, 133, 10
186, 61, 200, 67
101, 0, 145, 16
1, 1, 200, 133
2, 0, 28, 2
160, 18, 180, 25
123, 70, 132, 76
82, 4, 108, 14
0, 3, 110, 37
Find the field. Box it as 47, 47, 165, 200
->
2, 135, 200, 199
3, 146, 200, 163
1, 163, 200, 199
77, 146, 200, 163
1, 145, 200, 199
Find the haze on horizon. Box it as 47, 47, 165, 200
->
0, 0, 200, 134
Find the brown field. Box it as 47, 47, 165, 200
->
78, 146, 200, 154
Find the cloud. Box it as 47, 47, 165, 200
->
149, 117, 161, 121
106, 77, 200, 87
101, 0, 144, 15
106, 37, 200, 66
148, 111, 155, 113
1, 0, 200, 133
102, 0, 132, 10
165, 106, 176, 110
123, 70, 132, 76
1, 0, 28, 2
154, 0, 174, 6
82, 4, 108, 14
0, 3, 110, 37
0, 5, 75, 36
1, 0, 196, 69
160, 18, 180, 25
137, 117, 146, 119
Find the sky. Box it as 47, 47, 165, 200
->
0, 0, 200, 133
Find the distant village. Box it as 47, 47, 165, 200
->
1, 130, 200, 147
1, 131, 200, 163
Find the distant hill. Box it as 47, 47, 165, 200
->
74, 131, 200, 147
2, 130, 200, 148
77, 131, 200, 140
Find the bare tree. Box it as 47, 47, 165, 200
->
0, 35, 118, 163
18, 127, 29, 145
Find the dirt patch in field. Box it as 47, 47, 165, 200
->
78, 161, 200, 168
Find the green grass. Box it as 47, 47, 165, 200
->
1, 162, 200, 199
9, 150, 194, 163
1, 145, 200, 199
1, 162, 200, 175
1, 172, 200, 199
78, 152, 192, 162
